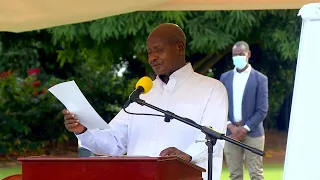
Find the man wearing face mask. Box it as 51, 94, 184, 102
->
220, 41, 268, 180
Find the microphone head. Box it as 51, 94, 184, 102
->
135, 76, 153, 94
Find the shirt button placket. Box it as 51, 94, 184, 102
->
154, 79, 176, 153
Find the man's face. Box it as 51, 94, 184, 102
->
232, 45, 251, 61
146, 36, 180, 76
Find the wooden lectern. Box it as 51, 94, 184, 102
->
13, 156, 205, 180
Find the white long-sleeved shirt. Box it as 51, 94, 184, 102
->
231, 65, 251, 131
76, 63, 228, 180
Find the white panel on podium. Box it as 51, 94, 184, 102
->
283, 3, 320, 180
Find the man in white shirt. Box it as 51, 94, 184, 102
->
63, 23, 228, 179
220, 41, 268, 180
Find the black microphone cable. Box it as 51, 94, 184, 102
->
122, 105, 165, 118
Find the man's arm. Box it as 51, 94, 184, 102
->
219, 73, 225, 83
76, 110, 130, 156
184, 81, 228, 163
244, 75, 269, 131
219, 72, 234, 129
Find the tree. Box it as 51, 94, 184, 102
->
47, 10, 300, 129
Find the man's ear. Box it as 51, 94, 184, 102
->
247, 51, 251, 59
176, 41, 185, 55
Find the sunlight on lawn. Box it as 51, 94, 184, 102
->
0, 167, 21, 179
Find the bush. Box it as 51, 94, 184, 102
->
0, 71, 67, 155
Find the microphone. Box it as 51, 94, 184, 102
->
123, 76, 153, 109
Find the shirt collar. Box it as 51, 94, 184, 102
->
233, 64, 252, 74
156, 62, 194, 88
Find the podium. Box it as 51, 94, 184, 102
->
12, 156, 205, 180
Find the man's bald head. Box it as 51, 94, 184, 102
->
147, 23, 186, 49
146, 23, 187, 80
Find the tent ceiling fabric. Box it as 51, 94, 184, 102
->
0, 0, 169, 32
0, 0, 317, 32
146, 0, 318, 11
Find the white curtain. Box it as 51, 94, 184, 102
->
283, 3, 320, 180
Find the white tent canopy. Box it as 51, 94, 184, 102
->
0, 0, 318, 32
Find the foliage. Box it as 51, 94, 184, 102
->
72, 62, 137, 122
0, 72, 65, 154
46, 10, 300, 68
0, 28, 138, 157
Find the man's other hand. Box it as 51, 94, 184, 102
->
159, 147, 192, 162
238, 126, 248, 137
229, 125, 246, 141
62, 109, 86, 134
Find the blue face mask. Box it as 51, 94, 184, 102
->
232, 56, 247, 69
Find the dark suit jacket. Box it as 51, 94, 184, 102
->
220, 68, 268, 137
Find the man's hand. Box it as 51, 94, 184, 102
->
230, 133, 244, 141
159, 147, 192, 162
228, 124, 241, 140
238, 126, 248, 137
228, 124, 246, 141
62, 109, 86, 134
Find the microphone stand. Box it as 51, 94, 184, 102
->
132, 98, 265, 180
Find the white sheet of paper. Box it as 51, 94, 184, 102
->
48, 80, 110, 130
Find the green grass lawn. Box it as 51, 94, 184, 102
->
0, 164, 283, 180
0, 167, 22, 179
220, 164, 283, 180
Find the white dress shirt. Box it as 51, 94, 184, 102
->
76, 63, 228, 180
227, 65, 251, 131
